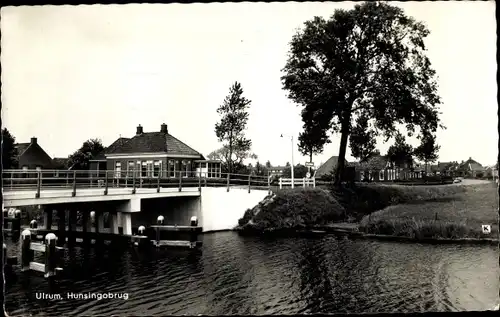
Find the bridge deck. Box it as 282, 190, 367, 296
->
3, 187, 201, 207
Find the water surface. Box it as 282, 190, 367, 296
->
5, 232, 499, 315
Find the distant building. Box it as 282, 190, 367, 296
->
268, 166, 286, 177
353, 155, 424, 182
14, 137, 54, 171
89, 124, 222, 179
456, 157, 485, 178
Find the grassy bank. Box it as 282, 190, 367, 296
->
359, 182, 498, 239
236, 182, 469, 234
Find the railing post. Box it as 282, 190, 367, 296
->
132, 170, 136, 194
226, 173, 230, 192
198, 171, 201, 192
303, 178, 305, 188
279, 178, 282, 189
313, 178, 316, 188
72, 171, 77, 197
178, 171, 182, 192
248, 174, 251, 193
36, 171, 41, 198
157, 174, 161, 193
104, 171, 108, 195
21, 229, 33, 272
44, 233, 57, 278
10, 171, 13, 189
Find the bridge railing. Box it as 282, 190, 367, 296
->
2, 169, 279, 197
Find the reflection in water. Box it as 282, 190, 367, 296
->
5, 232, 499, 315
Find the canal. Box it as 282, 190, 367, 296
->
4, 231, 499, 315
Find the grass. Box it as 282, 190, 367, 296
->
328, 182, 468, 221
359, 182, 499, 239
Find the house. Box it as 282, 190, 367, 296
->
14, 137, 54, 171
485, 165, 498, 179
89, 124, 222, 180
354, 154, 424, 182
456, 157, 485, 178
268, 166, 286, 177
315, 156, 350, 180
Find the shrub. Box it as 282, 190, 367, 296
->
359, 217, 474, 239
237, 188, 345, 231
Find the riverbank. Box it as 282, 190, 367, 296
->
359, 182, 499, 240
236, 182, 498, 242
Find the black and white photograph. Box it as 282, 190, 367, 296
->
1, 1, 499, 315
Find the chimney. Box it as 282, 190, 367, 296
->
31, 137, 37, 144
136, 125, 143, 135
160, 123, 168, 134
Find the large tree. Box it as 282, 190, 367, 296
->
214, 81, 253, 173
282, 1, 443, 185
413, 132, 440, 174
2, 128, 19, 169
68, 138, 104, 170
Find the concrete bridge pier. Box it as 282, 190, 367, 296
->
121, 213, 132, 236
96, 210, 105, 234
42, 207, 53, 230
109, 212, 119, 234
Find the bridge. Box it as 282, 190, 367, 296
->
3, 169, 315, 234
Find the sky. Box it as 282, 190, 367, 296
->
1, 1, 498, 168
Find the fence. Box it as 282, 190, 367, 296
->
278, 177, 316, 189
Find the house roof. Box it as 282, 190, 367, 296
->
90, 137, 130, 161
459, 158, 484, 171
358, 155, 388, 171
16, 142, 54, 168
104, 132, 201, 157
316, 156, 350, 177
14, 143, 31, 157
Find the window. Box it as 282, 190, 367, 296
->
153, 161, 160, 178
127, 161, 134, 177
182, 160, 190, 177
115, 162, 121, 178
141, 162, 148, 178
168, 160, 175, 178
379, 170, 384, 181
146, 161, 153, 177
175, 160, 180, 177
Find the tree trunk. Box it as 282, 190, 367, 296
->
334, 110, 352, 186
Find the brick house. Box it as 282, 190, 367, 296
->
89, 124, 222, 180
14, 137, 54, 171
